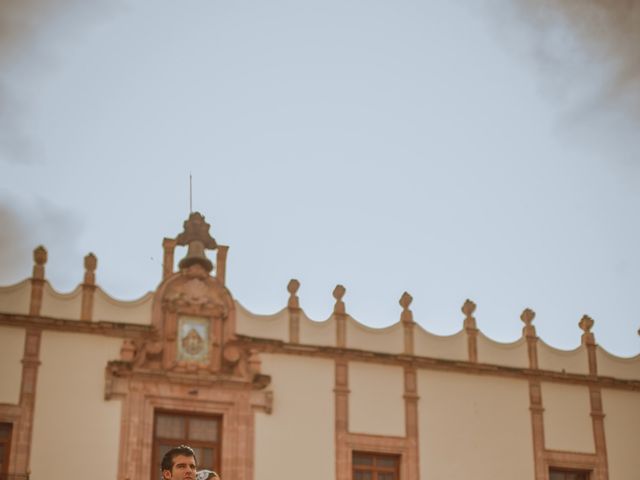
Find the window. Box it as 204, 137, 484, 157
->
0, 423, 12, 475
353, 452, 400, 480
153, 412, 221, 479
550, 468, 590, 480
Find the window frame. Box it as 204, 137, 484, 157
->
0, 422, 13, 476
152, 410, 222, 480
352, 450, 400, 480
549, 467, 591, 480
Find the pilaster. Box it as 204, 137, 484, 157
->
334, 359, 349, 480
162, 237, 176, 280
80, 253, 97, 321
462, 299, 478, 363
13, 328, 42, 475
333, 285, 347, 348
29, 246, 47, 316
287, 279, 301, 344
400, 292, 414, 356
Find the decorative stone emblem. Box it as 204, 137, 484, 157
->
182, 328, 204, 355
162, 277, 229, 318
177, 316, 209, 362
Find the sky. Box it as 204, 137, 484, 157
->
1, 0, 639, 356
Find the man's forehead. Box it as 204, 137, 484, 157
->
173, 454, 196, 465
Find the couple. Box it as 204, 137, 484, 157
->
161, 445, 220, 480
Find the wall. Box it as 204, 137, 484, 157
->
255, 354, 334, 480
349, 361, 405, 436
0, 325, 25, 404
0, 280, 30, 315
602, 389, 640, 479
418, 370, 534, 480
542, 382, 594, 453
30, 331, 122, 480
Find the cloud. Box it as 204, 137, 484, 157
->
488, 0, 640, 164
0, 195, 84, 288
0, 0, 117, 164
503, 1, 640, 117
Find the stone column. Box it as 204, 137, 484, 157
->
462, 299, 478, 363
334, 359, 349, 480
403, 366, 420, 480
29, 246, 47, 316
400, 292, 415, 356
522, 308, 544, 480
580, 315, 609, 480
333, 285, 347, 348
81, 253, 97, 321
162, 237, 176, 280
216, 245, 229, 285
287, 279, 301, 344
14, 328, 42, 475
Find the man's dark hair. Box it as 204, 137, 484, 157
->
161, 445, 197, 472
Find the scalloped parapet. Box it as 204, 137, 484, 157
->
235, 301, 289, 341
41, 283, 83, 320
596, 346, 640, 381
0, 278, 153, 325
537, 340, 590, 375
0, 280, 31, 315
235, 296, 640, 381
476, 332, 529, 369
414, 326, 467, 361
92, 288, 153, 325
2, 257, 639, 380
299, 312, 336, 347
346, 317, 403, 354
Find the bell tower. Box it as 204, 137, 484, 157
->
176, 212, 217, 272
105, 212, 272, 480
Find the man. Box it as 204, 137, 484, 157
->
161, 445, 198, 480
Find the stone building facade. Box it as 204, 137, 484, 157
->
0, 213, 638, 480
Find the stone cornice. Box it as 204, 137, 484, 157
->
236, 335, 640, 392
0, 312, 153, 339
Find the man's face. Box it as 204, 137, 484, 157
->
163, 454, 197, 480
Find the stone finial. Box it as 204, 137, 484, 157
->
521, 308, 535, 327
84, 252, 97, 272
462, 299, 476, 317
32, 245, 47, 280
287, 279, 300, 309
400, 291, 413, 310
400, 292, 413, 324
462, 299, 477, 329
176, 212, 217, 249
579, 314, 594, 334
333, 284, 346, 315
287, 278, 300, 295
33, 246, 47, 266
521, 307, 537, 338
84, 253, 97, 285
176, 212, 217, 273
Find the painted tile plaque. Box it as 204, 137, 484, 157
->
177, 316, 209, 362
